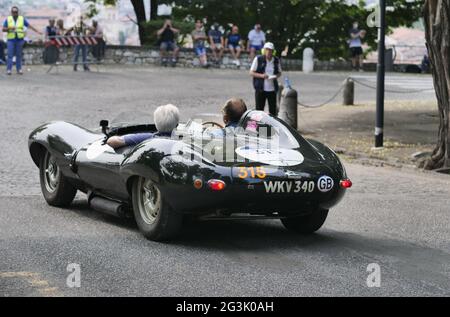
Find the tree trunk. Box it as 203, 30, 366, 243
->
131, 0, 148, 45
151, 0, 159, 20
423, 0, 450, 170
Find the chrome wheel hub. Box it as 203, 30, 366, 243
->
138, 178, 161, 225
44, 154, 59, 193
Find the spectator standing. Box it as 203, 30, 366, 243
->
225, 25, 242, 66
2, 6, 42, 75
249, 42, 282, 116
44, 19, 59, 65
157, 19, 180, 67
0, 39, 5, 65
191, 20, 209, 68
56, 19, 67, 36
67, 16, 90, 72
45, 19, 58, 42
208, 23, 224, 65
90, 20, 105, 62
247, 24, 266, 61
349, 22, 365, 72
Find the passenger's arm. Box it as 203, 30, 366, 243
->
107, 136, 126, 149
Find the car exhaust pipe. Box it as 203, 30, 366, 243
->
89, 196, 130, 218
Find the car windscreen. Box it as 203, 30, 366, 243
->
237, 111, 300, 149
110, 111, 153, 128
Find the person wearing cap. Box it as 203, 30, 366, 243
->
2, 6, 42, 75
249, 42, 282, 116
247, 24, 266, 62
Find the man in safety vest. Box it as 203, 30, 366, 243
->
2, 6, 42, 75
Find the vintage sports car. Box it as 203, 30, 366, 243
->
28, 110, 352, 241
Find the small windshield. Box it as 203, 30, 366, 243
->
238, 111, 300, 149
110, 111, 153, 128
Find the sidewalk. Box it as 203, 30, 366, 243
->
298, 100, 439, 168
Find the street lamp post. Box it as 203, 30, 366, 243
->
375, 0, 386, 148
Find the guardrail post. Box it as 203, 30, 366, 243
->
276, 84, 284, 115
343, 77, 355, 106
279, 86, 298, 129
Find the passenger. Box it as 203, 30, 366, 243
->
107, 104, 180, 149
210, 98, 248, 137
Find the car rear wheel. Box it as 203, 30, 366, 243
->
281, 209, 329, 234
132, 177, 182, 241
39, 151, 77, 207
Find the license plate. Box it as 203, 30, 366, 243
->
263, 180, 315, 194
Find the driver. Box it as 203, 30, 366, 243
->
107, 104, 180, 149
210, 98, 247, 137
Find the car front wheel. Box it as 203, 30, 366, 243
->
281, 209, 329, 234
132, 177, 182, 241
39, 151, 77, 207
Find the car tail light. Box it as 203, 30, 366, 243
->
208, 180, 226, 191
340, 179, 353, 188
193, 179, 203, 189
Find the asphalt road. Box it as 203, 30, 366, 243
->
0, 66, 448, 297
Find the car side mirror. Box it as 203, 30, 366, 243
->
100, 120, 109, 135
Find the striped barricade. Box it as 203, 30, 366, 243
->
45, 36, 102, 73
49, 35, 98, 46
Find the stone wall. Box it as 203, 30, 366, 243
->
21, 43, 356, 71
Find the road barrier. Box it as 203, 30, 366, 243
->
45, 35, 103, 73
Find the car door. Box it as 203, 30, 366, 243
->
75, 138, 130, 200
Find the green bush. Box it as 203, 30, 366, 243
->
141, 19, 195, 47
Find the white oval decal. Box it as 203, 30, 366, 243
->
317, 176, 334, 192
235, 146, 304, 167
86, 140, 114, 160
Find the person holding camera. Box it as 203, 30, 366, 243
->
157, 19, 180, 67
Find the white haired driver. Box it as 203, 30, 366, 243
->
107, 104, 180, 149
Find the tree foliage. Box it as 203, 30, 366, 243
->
86, 0, 422, 59
170, 0, 423, 59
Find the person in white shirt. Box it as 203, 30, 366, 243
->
247, 24, 266, 61
249, 42, 282, 116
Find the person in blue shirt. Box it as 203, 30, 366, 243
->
2, 6, 42, 75
107, 104, 180, 149
210, 98, 248, 138
225, 25, 242, 66
208, 23, 224, 65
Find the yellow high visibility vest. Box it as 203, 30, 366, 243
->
7, 16, 25, 40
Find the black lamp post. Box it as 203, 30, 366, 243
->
375, 0, 386, 148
